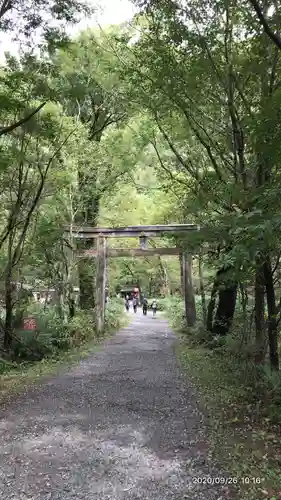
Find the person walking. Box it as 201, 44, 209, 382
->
151, 299, 157, 317
142, 297, 148, 315
132, 296, 138, 313
125, 297, 130, 312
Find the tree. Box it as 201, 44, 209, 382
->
122, 0, 281, 368
0, 0, 91, 136
51, 29, 135, 309
0, 100, 78, 347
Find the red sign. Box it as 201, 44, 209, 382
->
23, 317, 37, 330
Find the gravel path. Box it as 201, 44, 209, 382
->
0, 312, 233, 500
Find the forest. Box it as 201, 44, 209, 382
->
1, 0, 281, 497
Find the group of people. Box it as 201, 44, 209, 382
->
124, 296, 157, 316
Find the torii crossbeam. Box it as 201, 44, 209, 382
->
67, 223, 199, 238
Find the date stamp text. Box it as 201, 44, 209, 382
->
191, 476, 263, 486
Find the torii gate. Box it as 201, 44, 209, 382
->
66, 224, 199, 333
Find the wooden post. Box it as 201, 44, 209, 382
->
179, 252, 184, 296
139, 235, 147, 249
96, 236, 107, 334
182, 251, 196, 327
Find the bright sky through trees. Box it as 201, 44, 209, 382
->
0, 0, 136, 62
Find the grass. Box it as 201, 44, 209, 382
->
177, 340, 281, 500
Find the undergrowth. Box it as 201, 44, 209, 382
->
0, 297, 127, 397
163, 295, 281, 500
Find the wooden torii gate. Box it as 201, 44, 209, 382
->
66, 224, 199, 333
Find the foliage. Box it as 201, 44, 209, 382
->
163, 295, 281, 423
12, 331, 55, 361
110, 0, 281, 370
67, 310, 96, 345
160, 296, 186, 330
0, 357, 17, 374
9, 297, 126, 364
104, 297, 127, 331
0, 0, 92, 54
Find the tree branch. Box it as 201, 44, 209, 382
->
248, 0, 281, 50
0, 102, 47, 137
153, 113, 201, 181
0, 0, 12, 20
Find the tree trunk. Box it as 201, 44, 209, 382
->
77, 190, 100, 310
4, 270, 13, 349
4, 229, 15, 349
263, 254, 279, 370
254, 257, 265, 363
182, 251, 196, 326
55, 282, 67, 322
67, 284, 75, 319
207, 265, 237, 336
198, 251, 207, 326
78, 240, 96, 310
239, 282, 248, 341
207, 279, 218, 333
212, 282, 237, 336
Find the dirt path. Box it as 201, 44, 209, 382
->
0, 312, 232, 500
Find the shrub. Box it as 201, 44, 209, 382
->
67, 309, 96, 345
19, 304, 69, 352
160, 296, 186, 331
11, 304, 66, 360
0, 357, 17, 374
190, 322, 214, 345
8, 297, 126, 364
104, 298, 126, 331
11, 332, 55, 361
158, 296, 185, 331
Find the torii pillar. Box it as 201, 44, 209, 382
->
95, 236, 107, 334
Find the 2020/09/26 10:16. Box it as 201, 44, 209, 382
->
191, 476, 263, 485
